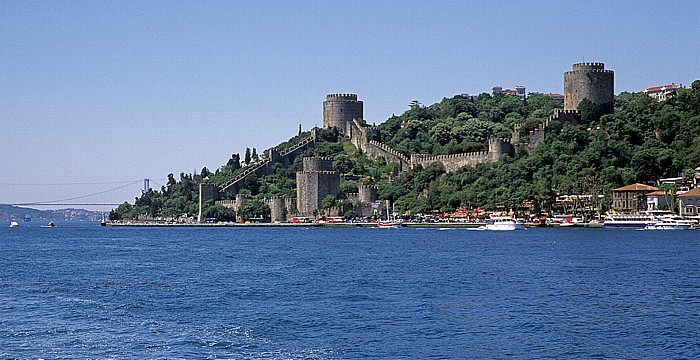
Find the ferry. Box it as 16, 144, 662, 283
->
603, 213, 657, 228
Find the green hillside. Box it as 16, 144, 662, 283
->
112, 81, 700, 220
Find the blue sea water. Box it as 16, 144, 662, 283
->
1, 223, 699, 359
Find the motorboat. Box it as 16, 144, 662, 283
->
10, 221, 19, 228
43, 222, 56, 228
586, 220, 604, 228
644, 219, 693, 230
483, 216, 525, 231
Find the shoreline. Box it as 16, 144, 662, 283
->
104, 221, 484, 228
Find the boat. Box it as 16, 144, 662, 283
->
378, 221, 403, 228
10, 221, 19, 228
43, 222, 56, 228
483, 216, 525, 231
643, 218, 693, 230
603, 213, 657, 228
23, 215, 31, 222
378, 200, 403, 228
586, 219, 604, 228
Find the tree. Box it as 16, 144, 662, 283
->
203, 204, 236, 222
227, 154, 241, 170
109, 202, 134, 220
244, 148, 251, 165
252, 148, 259, 162
238, 199, 270, 222
321, 195, 337, 215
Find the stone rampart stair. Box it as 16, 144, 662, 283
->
219, 134, 316, 193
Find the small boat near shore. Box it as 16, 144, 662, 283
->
10, 221, 20, 228
482, 216, 525, 231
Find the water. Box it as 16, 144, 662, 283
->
1, 223, 699, 359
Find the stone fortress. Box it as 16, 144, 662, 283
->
210, 62, 614, 220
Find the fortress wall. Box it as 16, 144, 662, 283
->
410, 138, 514, 173
265, 196, 286, 222
201, 184, 220, 202
358, 185, 378, 204
411, 151, 492, 172
365, 140, 409, 170
527, 109, 581, 153
347, 118, 369, 151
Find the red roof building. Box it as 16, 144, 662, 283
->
612, 183, 658, 213
641, 83, 682, 102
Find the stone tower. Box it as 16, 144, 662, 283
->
323, 94, 363, 134
564, 62, 614, 111
296, 157, 341, 217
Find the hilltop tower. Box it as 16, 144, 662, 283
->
323, 94, 363, 134
296, 157, 341, 217
564, 62, 614, 111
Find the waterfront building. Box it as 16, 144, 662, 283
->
678, 187, 700, 218
645, 190, 673, 211
611, 183, 658, 213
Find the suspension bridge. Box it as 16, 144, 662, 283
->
1, 179, 159, 207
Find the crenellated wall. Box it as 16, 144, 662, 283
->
410, 138, 514, 172
526, 109, 581, 152
365, 140, 410, 170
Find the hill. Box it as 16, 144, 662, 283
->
112, 80, 700, 221
0, 204, 103, 222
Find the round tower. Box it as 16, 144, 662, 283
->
323, 94, 363, 134
564, 62, 614, 111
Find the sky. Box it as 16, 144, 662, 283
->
1, 1, 699, 211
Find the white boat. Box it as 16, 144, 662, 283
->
378, 221, 403, 228
378, 200, 403, 228
603, 214, 657, 228
10, 221, 19, 228
644, 219, 693, 230
586, 220, 604, 228
483, 216, 525, 231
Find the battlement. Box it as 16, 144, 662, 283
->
358, 185, 378, 190
326, 94, 358, 101
303, 157, 334, 172
412, 151, 489, 162
572, 62, 605, 70
488, 137, 511, 145
368, 140, 410, 162
566, 68, 614, 75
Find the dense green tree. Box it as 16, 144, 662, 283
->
238, 199, 270, 222
244, 148, 251, 165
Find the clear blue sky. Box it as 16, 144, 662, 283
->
1, 1, 699, 210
